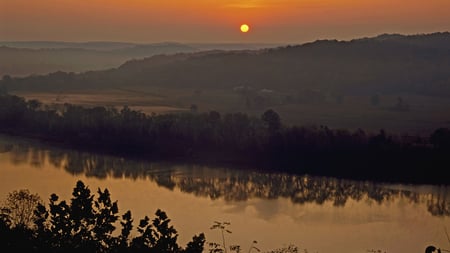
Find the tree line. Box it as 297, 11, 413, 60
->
1, 182, 303, 253
0, 94, 449, 184
0, 181, 206, 253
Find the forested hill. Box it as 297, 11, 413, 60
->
0, 41, 279, 77
2, 32, 449, 97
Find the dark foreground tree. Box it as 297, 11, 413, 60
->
0, 181, 206, 253
1, 189, 42, 229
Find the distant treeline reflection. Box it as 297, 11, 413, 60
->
1, 138, 449, 217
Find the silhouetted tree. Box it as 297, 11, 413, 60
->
1, 189, 41, 229
92, 188, 119, 252
184, 233, 206, 253
150, 209, 180, 253
130, 215, 153, 252
1, 181, 206, 252
261, 109, 281, 132
115, 210, 133, 252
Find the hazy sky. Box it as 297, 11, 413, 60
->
1, 0, 449, 43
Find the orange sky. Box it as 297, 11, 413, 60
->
1, 0, 449, 43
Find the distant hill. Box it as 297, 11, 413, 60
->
2, 32, 449, 97
0, 41, 281, 77
0, 46, 119, 77
0, 42, 198, 77
0, 41, 281, 51
0, 41, 137, 50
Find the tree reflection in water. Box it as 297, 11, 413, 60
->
1, 136, 449, 217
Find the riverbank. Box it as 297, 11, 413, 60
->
1, 126, 448, 186
0, 94, 449, 185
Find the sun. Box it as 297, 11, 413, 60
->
240, 24, 250, 33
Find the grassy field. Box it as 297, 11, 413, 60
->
12, 88, 450, 137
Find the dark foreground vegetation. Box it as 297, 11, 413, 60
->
0, 182, 310, 253
0, 94, 449, 184
0, 181, 206, 253
0, 182, 445, 253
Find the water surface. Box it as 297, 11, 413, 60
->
0, 134, 449, 253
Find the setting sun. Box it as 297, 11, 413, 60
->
240, 24, 250, 33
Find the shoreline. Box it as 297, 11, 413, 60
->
1, 130, 448, 186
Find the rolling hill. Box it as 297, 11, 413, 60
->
2, 32, 450, 135
2, 32, 449, 97
0, 41, 280, 77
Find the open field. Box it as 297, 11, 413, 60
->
12, 87, 450, 137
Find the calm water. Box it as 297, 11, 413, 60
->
0, 134, 449, 253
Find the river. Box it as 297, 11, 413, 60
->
0, 134, 449, 253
